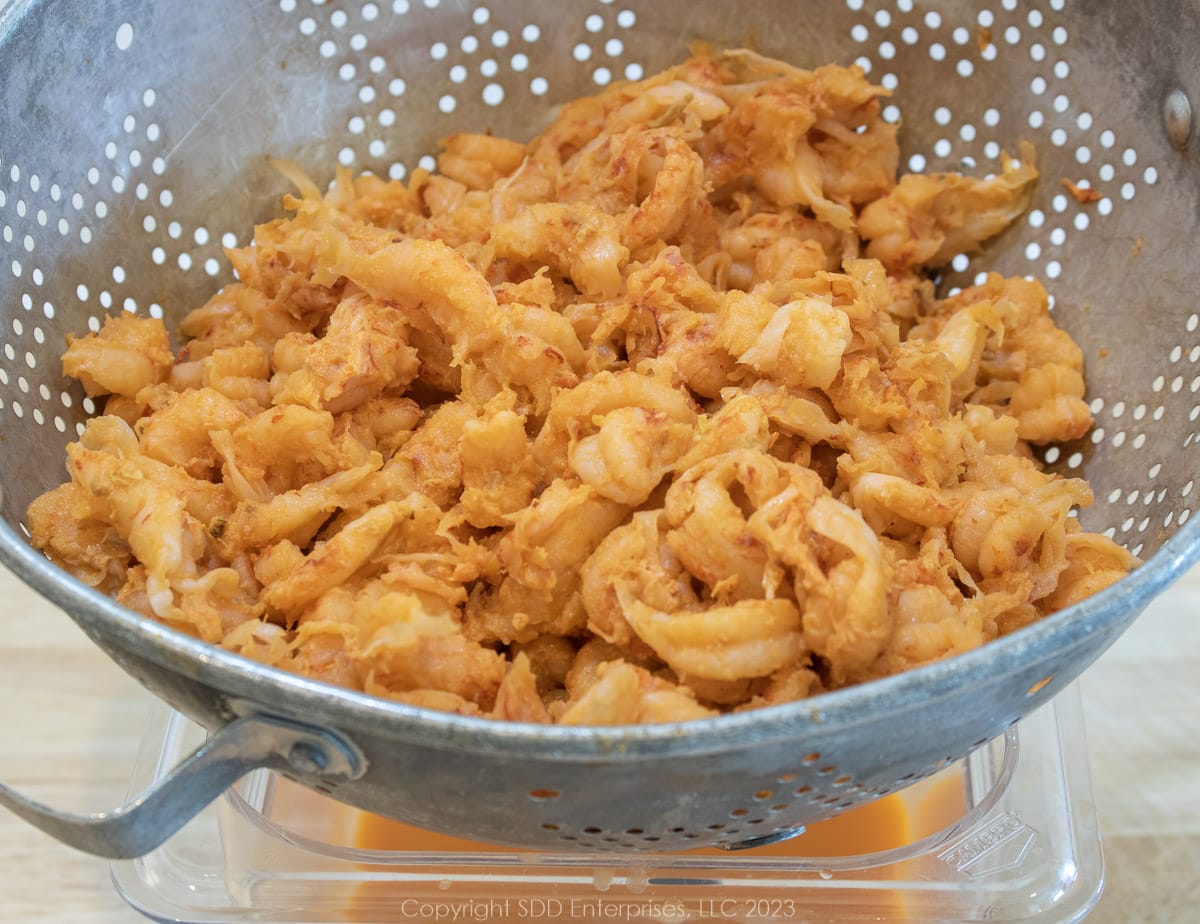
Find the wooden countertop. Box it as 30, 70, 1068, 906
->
1, 561, 1197, 922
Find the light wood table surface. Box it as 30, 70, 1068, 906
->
1, 560, 1197, 922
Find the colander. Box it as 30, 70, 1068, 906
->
1, 0, 1197, 860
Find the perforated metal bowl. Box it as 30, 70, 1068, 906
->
1, 0, 1198, 859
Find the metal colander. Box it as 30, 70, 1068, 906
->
1, 0, 1198, 859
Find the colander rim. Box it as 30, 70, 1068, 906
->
1, 512, 1195, 758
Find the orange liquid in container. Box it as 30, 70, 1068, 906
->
355, 792, 917, 856
347, 778, 965, 922
353, 771, 966, 857
266, 776, 966, 921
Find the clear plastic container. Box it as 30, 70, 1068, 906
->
112, 684, 1103, 923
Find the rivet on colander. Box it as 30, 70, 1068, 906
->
1164, 89, 1193, 150
286, 741, 328, 776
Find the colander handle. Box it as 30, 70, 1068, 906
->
0, 713, 363, 859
